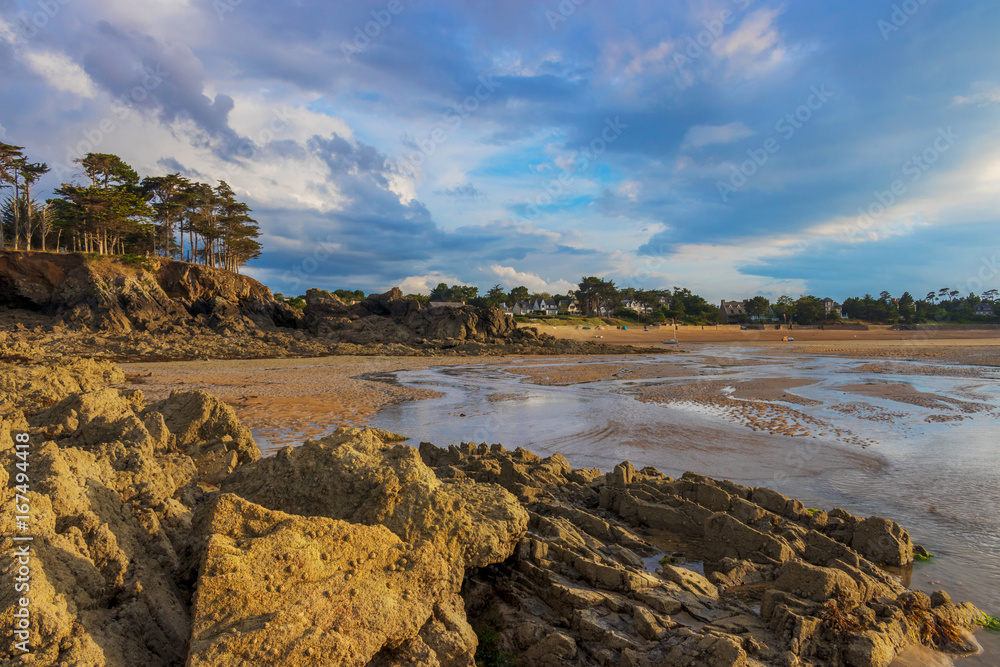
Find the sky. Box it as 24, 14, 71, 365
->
1, 0, 999, 302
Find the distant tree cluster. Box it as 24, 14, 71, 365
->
842, 289, 998, 324
0, 141, 262, 272
429, 283, 480, 302
573, 278, 720, 324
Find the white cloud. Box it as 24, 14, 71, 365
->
951, 83, 1000, 107
712, 8, 788, 78
22, 51, 98, 98
682, 122, 753, 149
598, 37, 675, 84
396, 273, 465, 295
486, 265, 577, 294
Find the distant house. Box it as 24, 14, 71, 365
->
511, 301, 534, 316
559, 299, 582, 315
821, 297, 843, 317
622, 299, 653, 314
974, 302, 995, 316
428, 301, 465, 309
533, 298, 559, 316
659, 295, 672, 310
720, 300, 747, 323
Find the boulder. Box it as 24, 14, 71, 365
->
222, 428, 528, 573
148, 390, 260, 484
850, 516, 913, 566
187, 494, 465, 666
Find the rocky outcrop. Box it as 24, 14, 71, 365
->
0, 252, 664, 360
1, 359, 988, 666
430, 444, 984, 667
0, 251, 297, 334
148, 390, 260, 484
301, 287, 662, 356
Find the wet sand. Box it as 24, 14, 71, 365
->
119, 356, 473, 452
538, 324, 1000, 366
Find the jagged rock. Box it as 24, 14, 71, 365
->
773, 560, 863, 604
850, 516, 914, 566
223, 428, 528, 573
0, 251, 297, 334
149, 390, 260, 484
187, 494, 465, 667
0, 441, 192, 666
0, 357, 125, 413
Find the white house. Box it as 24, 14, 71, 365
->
622, 299, 653, 314
533, 298, 559, 316
974, 302, 995, 316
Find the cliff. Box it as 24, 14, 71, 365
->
0, 251, 297, 333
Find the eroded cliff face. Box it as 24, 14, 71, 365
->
0, 251, 298, 334
0, 358, 989, 667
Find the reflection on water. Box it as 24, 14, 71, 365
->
373, 348, 1000, 665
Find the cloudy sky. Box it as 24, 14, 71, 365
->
2, 0, 999, 301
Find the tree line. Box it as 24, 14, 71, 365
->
416, 278, 723, 324
0, 141, 262, 272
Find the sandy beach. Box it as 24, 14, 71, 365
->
119, 329, 1000, 454
119, 356, 475, 453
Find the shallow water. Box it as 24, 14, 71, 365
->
373, 348, 1000, 664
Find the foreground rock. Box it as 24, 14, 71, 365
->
423, 444, 986, 667
0, 359, 989, 666
187, 494, 464, 666
223, 427, 529, 573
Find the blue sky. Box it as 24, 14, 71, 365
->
1, 0, 998, 301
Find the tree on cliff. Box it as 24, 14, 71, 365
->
53, 154, 152, 254
142, 173, 193, 258
0, 142, 51, 251
42, 150, 263, 270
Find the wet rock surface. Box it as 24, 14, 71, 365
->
0, 359, 989, 666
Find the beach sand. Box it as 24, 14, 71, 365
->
118, 328, 998, 455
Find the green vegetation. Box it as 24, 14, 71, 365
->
120, 253, 155, 271
1, 140, 262, 272
913, 551, 935, 563
842, 289, 998, 325
474, 626, 515, 667
979, 614, 1000, 632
